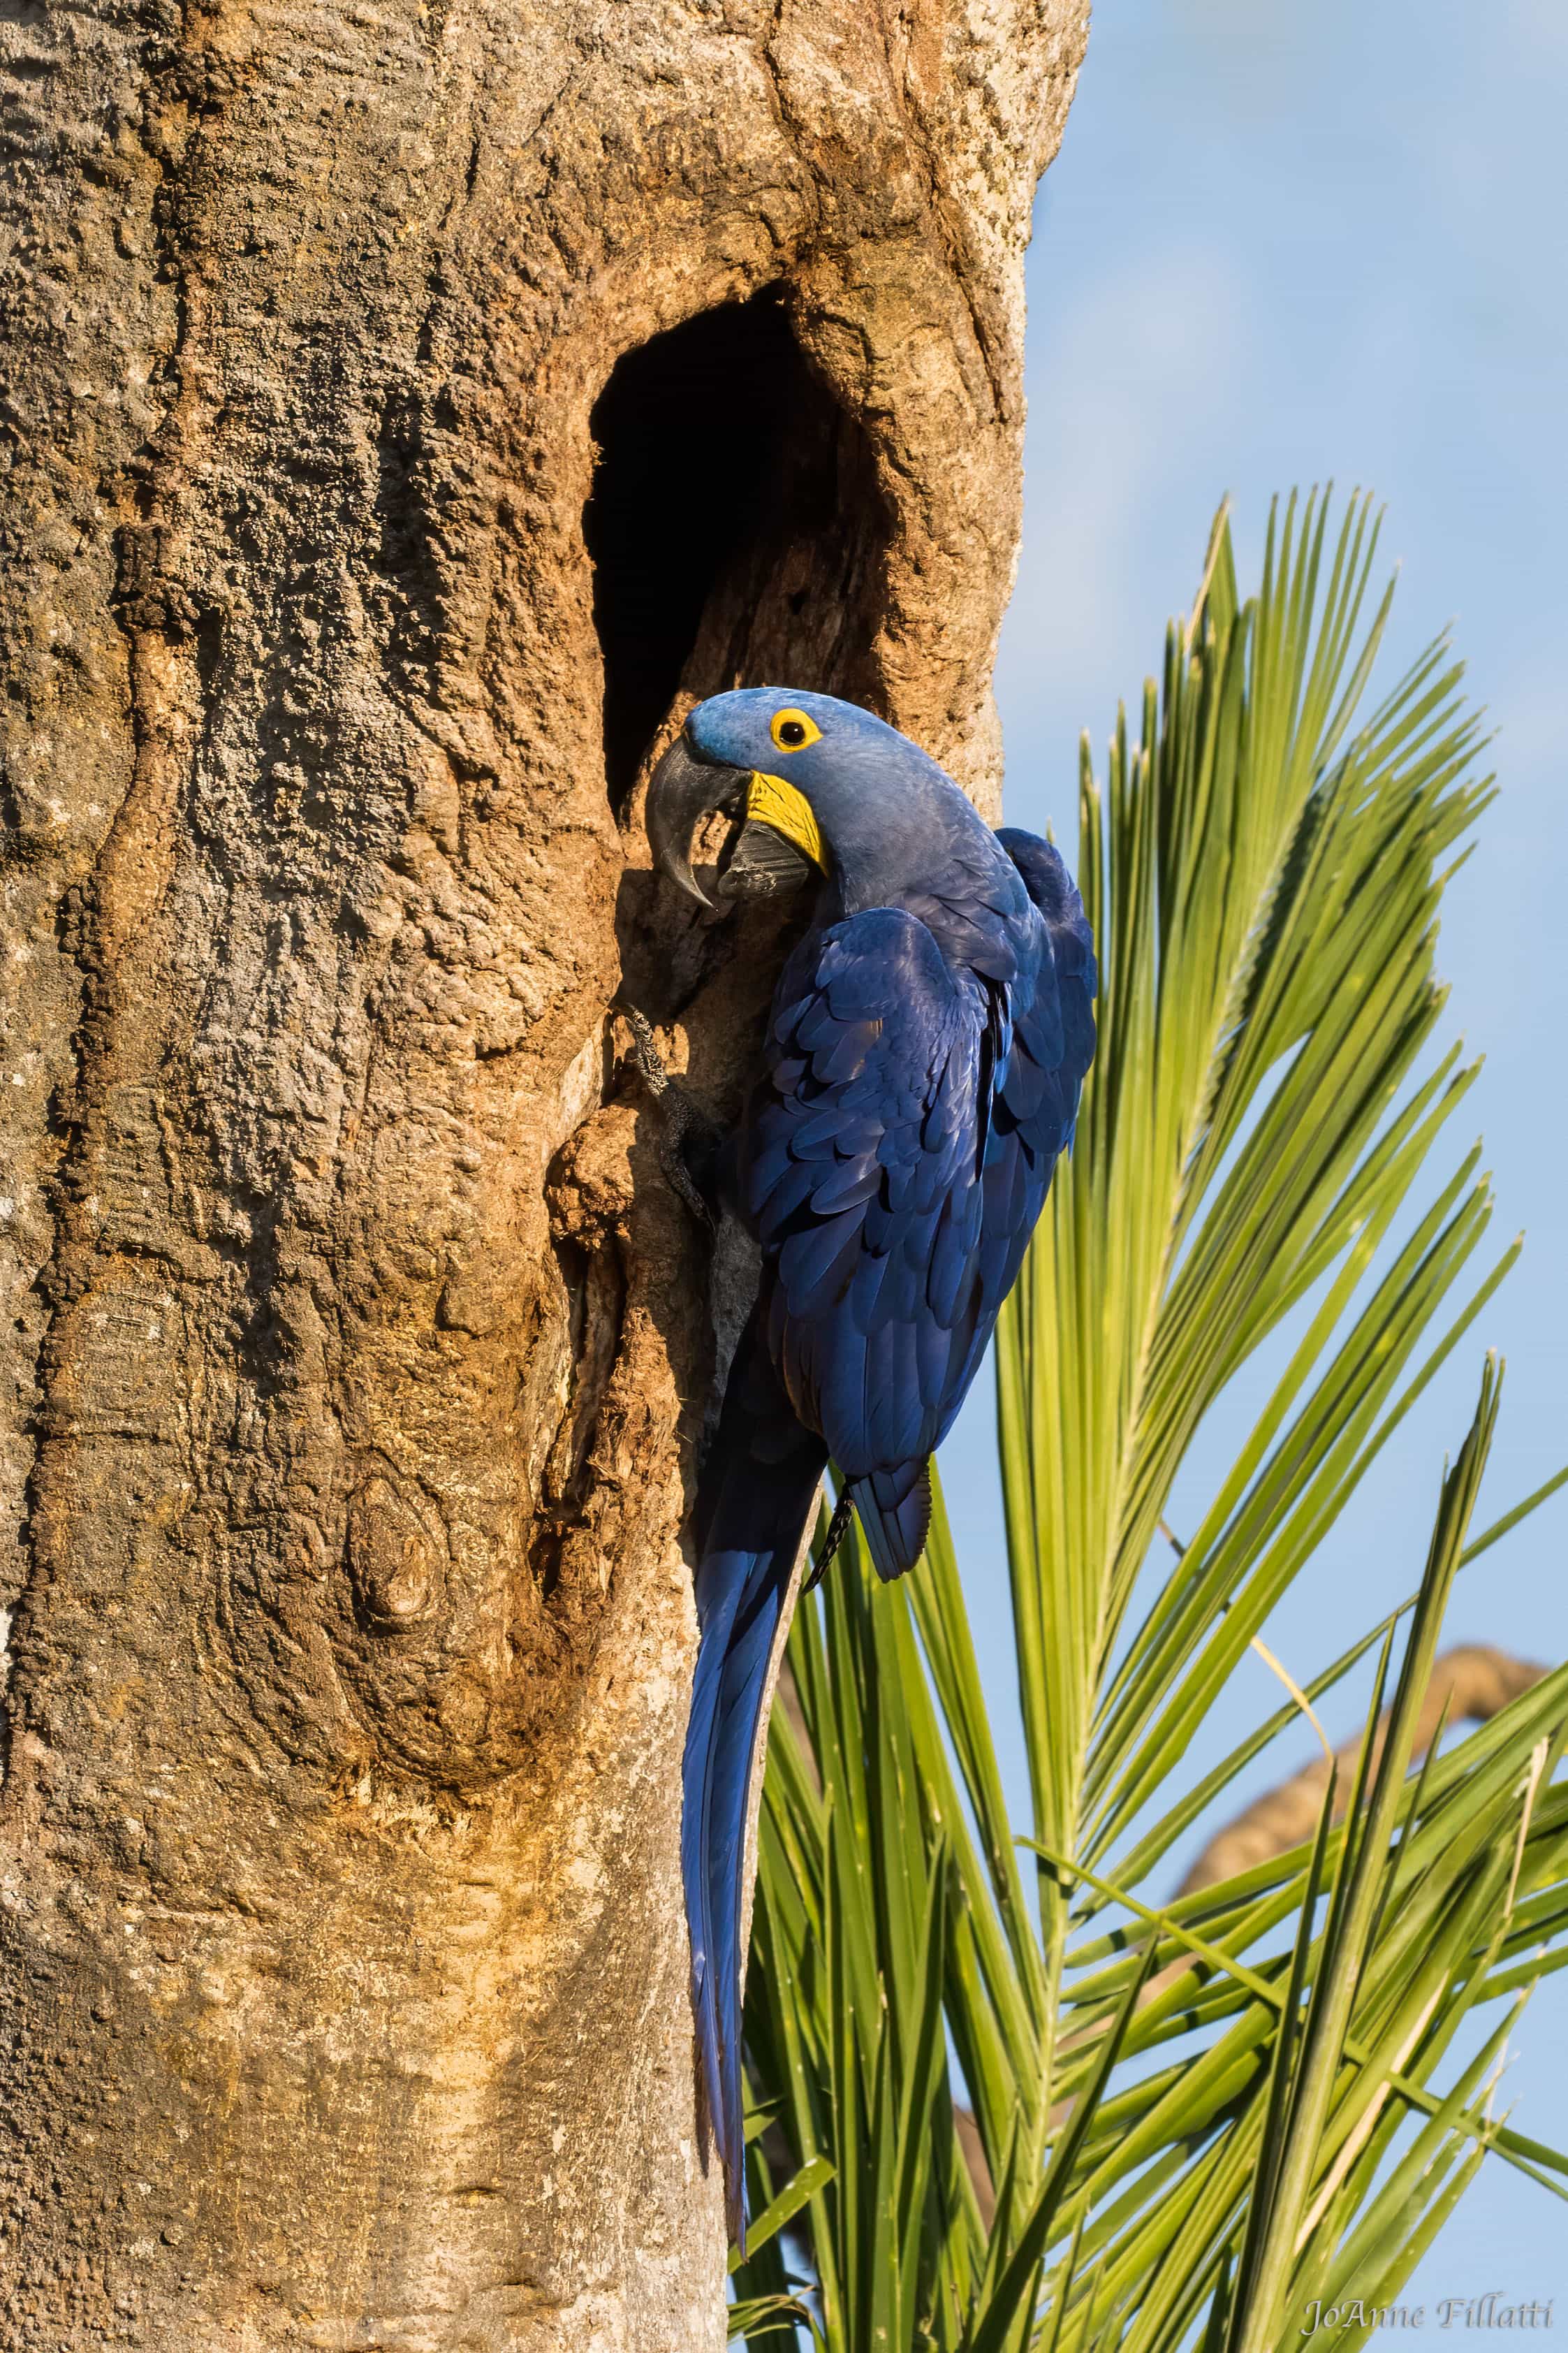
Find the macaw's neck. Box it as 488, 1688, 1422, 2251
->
814, 759, 1025, 954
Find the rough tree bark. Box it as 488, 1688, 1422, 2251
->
0, 3, 1087, 2343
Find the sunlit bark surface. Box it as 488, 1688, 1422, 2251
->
0, 3, 1086, 2341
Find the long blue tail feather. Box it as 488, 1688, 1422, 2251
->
682, 1312, 826, 2248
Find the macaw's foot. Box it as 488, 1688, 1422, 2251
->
803, 1489, 855, 1594
615, 1002, 724, 1229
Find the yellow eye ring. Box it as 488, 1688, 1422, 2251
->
770, 707, 821, 754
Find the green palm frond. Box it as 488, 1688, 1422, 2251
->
733, 495, 1568, 2352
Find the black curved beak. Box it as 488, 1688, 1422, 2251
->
647, 731, 819, 908
645, 734, 747, 908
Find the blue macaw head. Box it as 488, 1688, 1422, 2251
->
646, 686, 968, 910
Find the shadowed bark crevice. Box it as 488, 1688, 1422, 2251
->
585, 288, 891, 811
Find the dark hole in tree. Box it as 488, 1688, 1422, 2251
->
584, 289, 886, 803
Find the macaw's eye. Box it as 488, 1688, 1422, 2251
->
770, 707, 821, 753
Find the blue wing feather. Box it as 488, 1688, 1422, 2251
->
740, 844, 1094, 1521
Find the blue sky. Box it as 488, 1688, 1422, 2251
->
944, 0, 1568, 2303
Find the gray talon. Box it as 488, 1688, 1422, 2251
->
615, 1002, 722, 1228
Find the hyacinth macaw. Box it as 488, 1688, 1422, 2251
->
644, 687, 1097, 2242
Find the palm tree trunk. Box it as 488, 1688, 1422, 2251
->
0, 3, 1086, 2341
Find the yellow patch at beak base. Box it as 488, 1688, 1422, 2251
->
745, 771, 826, 872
